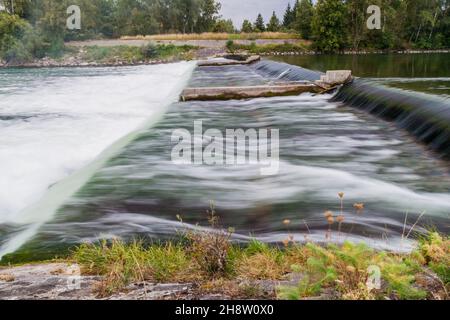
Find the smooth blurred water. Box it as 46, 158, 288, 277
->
0, 62, 195, 258
1, 60, 449, 261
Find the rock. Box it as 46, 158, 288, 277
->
0, 263, 100, 300
0, 263, 200, 300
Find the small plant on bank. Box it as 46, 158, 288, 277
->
184, 202, 233, 278
141, 42, 158, 59
226, 40, 236, 54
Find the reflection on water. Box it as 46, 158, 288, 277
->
385, 79, 450, 98
269, 53, 450, 78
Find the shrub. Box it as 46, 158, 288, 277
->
226, 40, 235, 53
185, 204, 233, 277
141, 42, 158, 59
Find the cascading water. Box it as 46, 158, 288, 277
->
1, 58, 449, 262
0, 62, 196, 259
251, 60, 323, 82
332, 79, 450, 159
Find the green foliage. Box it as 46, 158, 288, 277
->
376, 253, 427, 299
312, 0, 348, 52
244, 239, 271, 255
213, 19, 235, 33
254, 13, 266, 32
70, 233, 449, 299
417, 232, 450, 285
2, 0, 448, 56
278, 240, 441, 300
81, 43, 194, 63
73, 240, 189, 295
225, 39, 236, 53
196, 0, 222, 33
0, 12, 30, 62
295, 0, 314, 40
241, 19, 253, 33
266, 11, 281, 32
282, 2, 295, 29
234, 41, 308, 54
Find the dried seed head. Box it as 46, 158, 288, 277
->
346, 265, 356, 273
337, 215, 345, 223
283, 219, 291, 226
353, 203, 365, 211
324, 210, 333, 218
338, 192, 345, 199
327, 216, 335, 225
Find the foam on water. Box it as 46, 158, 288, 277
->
0, 62, 195, 258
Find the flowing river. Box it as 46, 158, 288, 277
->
0, 54, 449, 261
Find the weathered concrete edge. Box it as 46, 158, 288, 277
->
180, 84, 322, 101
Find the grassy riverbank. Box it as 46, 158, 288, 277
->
70, 226, 449, 300
79, 44, 196, 64
1, 43, 196, 67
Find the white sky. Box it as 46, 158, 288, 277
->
219, 0, 293, 28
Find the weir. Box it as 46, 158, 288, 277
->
333, 79, 450, 160
180, 56, 353, 101
183, 57, 450, 161
1, 58, 449, 262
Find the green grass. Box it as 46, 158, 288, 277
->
73, 240, 192, 296
80, 43, 196, 64
233, 41, 311, 54
70, 232, 449, 300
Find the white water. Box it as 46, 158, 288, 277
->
0, 62, 195, 258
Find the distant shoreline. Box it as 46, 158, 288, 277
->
0, 58, 182, 69
1, 39, 449, 69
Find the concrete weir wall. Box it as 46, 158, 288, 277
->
181, 56, 352, 101
333, 79, 450, 159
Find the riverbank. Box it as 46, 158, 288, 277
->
2, 39, 449, 69
0, 43, 196, 68
0, 232, 448, 300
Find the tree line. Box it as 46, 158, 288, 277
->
245, 0, 449, 51
1, 0, 449, 63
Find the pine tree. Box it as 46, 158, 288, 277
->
254, 13, 265, 32
292, 0, 299, 24
267, 11, 280, 32
283, 3, 293, 28
295, 0, 314, 39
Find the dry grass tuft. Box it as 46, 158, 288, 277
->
237, 252, 286, 281
0, 273, 15, 282
184, 203, 233, 278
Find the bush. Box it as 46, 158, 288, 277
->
0, 13, 62, 63
141, 42, 158, 59
0, 13, 30, 62
226, 40, 235, 53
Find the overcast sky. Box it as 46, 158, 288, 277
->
219, 0, 293, 28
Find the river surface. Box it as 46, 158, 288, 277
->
0, 55, 449, 261
270, 53, 450, 98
